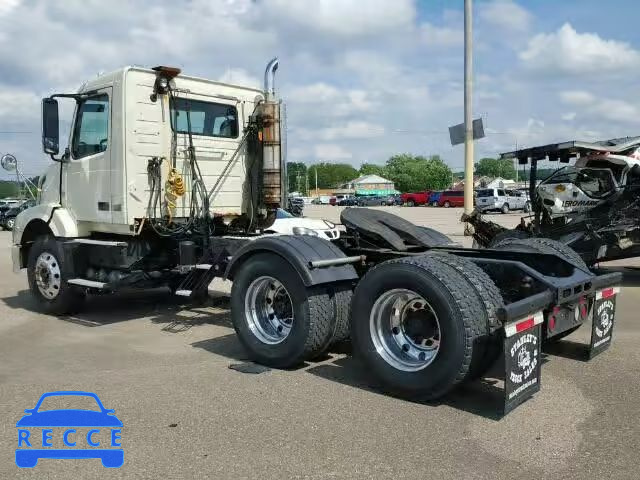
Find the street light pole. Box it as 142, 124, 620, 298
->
463, 0, 474, 214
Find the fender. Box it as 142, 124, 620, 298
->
224, 235, 359, 287
13, 204, 81, 244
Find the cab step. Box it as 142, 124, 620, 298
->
67, 239, 128, 247
67, 278, 107, 289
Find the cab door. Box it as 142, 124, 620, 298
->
64, 88, 112, 224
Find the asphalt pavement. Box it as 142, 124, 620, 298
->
1, 206, 639, 479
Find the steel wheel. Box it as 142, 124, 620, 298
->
6, 218, 15, 229
369, 289, 441, 372
245, 276, 294, 344
34, 251, 61, 300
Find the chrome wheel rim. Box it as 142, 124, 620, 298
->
370, 289, 441, 372
245, 276, 294, 344
7, 218, 14, 229
34, 251, 61, 299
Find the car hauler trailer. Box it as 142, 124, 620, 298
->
10, 60, 621, 415
465, 136, 640, 266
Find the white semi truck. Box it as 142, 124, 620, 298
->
10, 59, 621, 413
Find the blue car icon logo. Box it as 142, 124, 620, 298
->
16, 391, 123, 468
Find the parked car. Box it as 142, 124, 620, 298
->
331, 194, 352, 206
338, 197, 358, 206
287, 196, 304, 217
476, 188, 531, 214
429, 191, 443, 206
384, 194, 404, 206
401, 191, 431, 206
357, 195, 385, 207
438, 190, 465, 208
1, 199, 36, 230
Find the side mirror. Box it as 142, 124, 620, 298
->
42, 98, 59, 156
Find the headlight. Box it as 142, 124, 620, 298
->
292, 227, 319, 236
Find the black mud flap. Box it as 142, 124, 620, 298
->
589, 287, 619, 359
503, 312, 543, 415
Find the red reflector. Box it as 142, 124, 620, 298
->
516, 317, 535, 333
548, 315, 556, 331
600, 287, 615, 299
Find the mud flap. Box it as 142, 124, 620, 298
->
588, 287, 619, 359
503, 312, 543, 415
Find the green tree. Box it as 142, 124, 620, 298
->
384, 154, 452, 192
287, 162, 307, 194
307, 163, 358, 189
359, 163, 387, 177
0, 180, 20, 198
475, 157, 516, 180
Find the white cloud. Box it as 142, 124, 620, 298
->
560, 90, 640, 123
561, 112, 577, 121
520, 23, 640, 74
480, 0, 532, 32
560, 90, 595, 106
296, 121, 384, 141
0, 0, 20, 16
260, 0, 415, 37
217, 69, 260, 89
313, 144, 352, 160
420, 22, 462, 48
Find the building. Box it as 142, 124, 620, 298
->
342, 174, 397, 196
486, 177, 516, 189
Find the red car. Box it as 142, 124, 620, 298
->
437, 190, 465, 208
400, 191, 431, 206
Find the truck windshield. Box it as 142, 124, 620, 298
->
170, 98, 238, 138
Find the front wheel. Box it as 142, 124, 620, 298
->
6, 217, 15, 230
501, 203, 510, 214
523, 201, 531, 213
443, 201, 451, 208
407, 200, 415, 207
27, 236, 85, 315
230, 253, 336, 368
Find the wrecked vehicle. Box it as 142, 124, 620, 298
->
466, 136, 640, 266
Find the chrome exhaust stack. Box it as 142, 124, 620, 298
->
260, 57, 285, 209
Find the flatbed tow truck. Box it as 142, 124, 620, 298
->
8, 59, 621, 415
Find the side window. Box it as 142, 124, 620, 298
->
170, 98, 238, 138
71, 94, 109, 159
497, 189, 506, 196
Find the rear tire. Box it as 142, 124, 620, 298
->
230, 253, 336, 368
488, 229, 530, 248
501, 203, 510, 214
523, 201, 531, 213
408, 200, 415, 207
495, 237, 589, 271
350, 254, 500, 400
27, 236, 85, 315
444, 201, 451, 208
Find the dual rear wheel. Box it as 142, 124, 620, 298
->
232, 252, 502, 400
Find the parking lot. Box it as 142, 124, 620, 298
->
1, 205, 639, 479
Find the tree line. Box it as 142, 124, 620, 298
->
288, 154, 454, 194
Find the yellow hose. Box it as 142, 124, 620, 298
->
165, 168, 185, 223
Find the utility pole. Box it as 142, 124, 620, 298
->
463, 0, 474, 214
315, 167, 318, 196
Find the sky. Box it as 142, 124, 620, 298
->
1, 0, 640, 178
